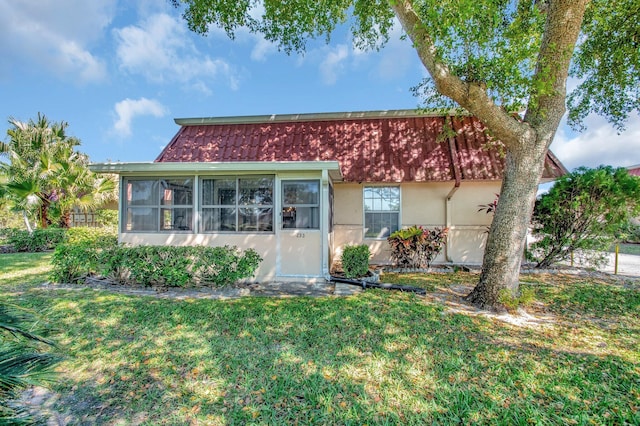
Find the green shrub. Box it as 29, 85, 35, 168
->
388, 226, 448, 269
341, 244, 371, 278
52, 241, 262, 288
94, 209, 118, 227
194, 246, 263, 287
616, 220, 640, 244
3, 228, 67, 252
64, 227, 118, 245
50, 228, 118, 284
530, 166, 640, 268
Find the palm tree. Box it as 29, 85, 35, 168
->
0, 113, 117, 230
50, 148, 117, 228
0, 114, 67, 229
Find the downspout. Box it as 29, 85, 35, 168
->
445, 117, 461, 263
118, 176, 124, 244
321, 169, 332, 281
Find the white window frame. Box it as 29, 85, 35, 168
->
200, 176, 275, 233
122, 177, 194, 233
281, 179, 321, 230
363, 185, 401, 239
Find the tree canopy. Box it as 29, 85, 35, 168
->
172, 0, 638, 131
171, 0, 639, 309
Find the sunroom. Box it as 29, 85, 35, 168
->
90, 161, 342, 282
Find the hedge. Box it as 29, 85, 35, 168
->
1, 228, 67, 252
51, 240, 262, 288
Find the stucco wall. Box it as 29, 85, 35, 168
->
332, 181, 501, 265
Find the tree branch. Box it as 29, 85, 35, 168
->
524, 0, 588, 139
389, 0, 529, 147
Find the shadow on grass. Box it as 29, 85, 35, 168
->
8, 286, 639, 425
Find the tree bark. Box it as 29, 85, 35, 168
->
38, 199, 50, 229
465, 137, 549, 308
22, 210, 33, 234
59, 209, 72, 229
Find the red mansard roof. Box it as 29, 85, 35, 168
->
155, 110, 567, 183
628, 165, 640, 176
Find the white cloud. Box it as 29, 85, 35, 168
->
114, 13, 238, 91
319, 45, 350, 85
251, 37, 278, 62
294, 19, 419, 86
551, 113, 640, 171
113, 97, 168, 137
0, 0, 114, 82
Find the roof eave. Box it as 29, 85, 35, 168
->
89, 161, 343, 181
174, 109, 473, 126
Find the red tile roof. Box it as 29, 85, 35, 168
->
628, 165, 640, 176
155, 111, 567, 183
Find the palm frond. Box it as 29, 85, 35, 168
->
0, 304, 55, 346
0, 347, 61, 392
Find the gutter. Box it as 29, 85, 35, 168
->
444, 116, 462, 263
174, 108, 474, 127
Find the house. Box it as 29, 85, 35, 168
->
90, 110, 567, 282
628, 164, 640, 177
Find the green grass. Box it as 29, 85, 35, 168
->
0, 251, 53, 289
611, 243, 640, 256
1, 253, 639, 424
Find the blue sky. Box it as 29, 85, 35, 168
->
1, 0, 638, 170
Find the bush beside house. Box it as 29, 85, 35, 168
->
1, 228, 67, 252
388, 226, 448, 269
340, 244, 371, 278
51, 237, 262, 288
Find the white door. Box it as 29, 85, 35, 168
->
278, 179, 322, 277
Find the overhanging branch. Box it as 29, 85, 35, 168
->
389, 0, 529, 147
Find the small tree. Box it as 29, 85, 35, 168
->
530, 166, 640, 268
0, 114, 117, 230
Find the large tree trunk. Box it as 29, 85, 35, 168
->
465, 138, 550, 309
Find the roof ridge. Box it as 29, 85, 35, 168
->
174, 109, 472, 126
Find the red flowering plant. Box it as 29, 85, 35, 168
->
387, 225, 448, 269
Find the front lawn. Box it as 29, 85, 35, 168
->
1, 252, 639, 424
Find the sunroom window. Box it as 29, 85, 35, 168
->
201, 176, 274, 232
364, 186, 400, 238
124, 178, 193, 232
282, 180, 320, 229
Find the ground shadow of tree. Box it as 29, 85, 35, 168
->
10, 286, 640, 424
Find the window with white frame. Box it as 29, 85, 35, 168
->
201, 176, 274, 232
124, 178, 193, 232
281, 180, 320, 229
363, 186, 400, 238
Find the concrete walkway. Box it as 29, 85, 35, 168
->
597, 252, 640, 278
41, 278, 363, 299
